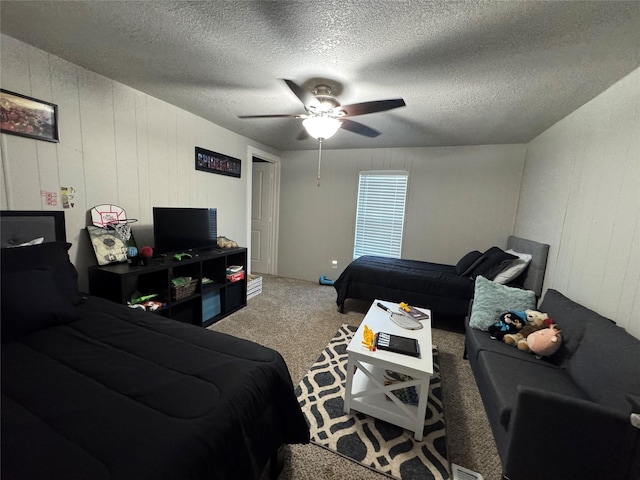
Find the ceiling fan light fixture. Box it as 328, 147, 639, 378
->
302, 116, 341, 140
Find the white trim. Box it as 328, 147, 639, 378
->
359, 170, 409, 176
353, 170, 409, 259
246, 146, 281, 275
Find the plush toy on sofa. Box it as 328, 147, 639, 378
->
503, 309, 554, 352
527, 324, 562, 358
488, 311, 525, 341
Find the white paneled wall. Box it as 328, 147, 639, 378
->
515, 68, 640, 336
1, 35, 276, 291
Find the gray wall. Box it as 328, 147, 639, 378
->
278, 145, 525, 281
515, 68, 640, 336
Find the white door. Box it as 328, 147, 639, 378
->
251, 160, 274, 274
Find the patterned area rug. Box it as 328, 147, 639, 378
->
295, 325, 450, 480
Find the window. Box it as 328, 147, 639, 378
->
353, 171, 408, 259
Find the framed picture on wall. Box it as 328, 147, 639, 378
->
195, 146, 241, 178
0, 89, 59, 143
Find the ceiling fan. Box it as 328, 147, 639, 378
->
238, 79, 406, 141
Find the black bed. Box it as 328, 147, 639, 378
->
1, 210, 309, 480
334, 236, 549, 319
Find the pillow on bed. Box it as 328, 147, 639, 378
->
1, 267, 80, 343
469, 275, 536, 330
6, 237, 45, 247
455, 250, 483, 275
492, 249, 532, 285
463, 247, 517, 280
0, 241, 82, 305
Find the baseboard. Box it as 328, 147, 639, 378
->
451, 463, 484, 480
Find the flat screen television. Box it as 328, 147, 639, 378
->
153, 207, 217, 255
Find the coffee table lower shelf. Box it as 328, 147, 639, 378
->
345, 360, 431, 441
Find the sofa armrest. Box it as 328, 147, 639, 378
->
503, 386, 640, 480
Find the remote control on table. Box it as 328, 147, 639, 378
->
376, 302, 423, 330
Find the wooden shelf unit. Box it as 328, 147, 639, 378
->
88, 248, 247, 327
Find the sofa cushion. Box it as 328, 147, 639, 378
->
540, 289, 609, 367
476, 350, 589, 430
469, 276, 536, 331
465, 319, 554, 364
568, 317, 640, 413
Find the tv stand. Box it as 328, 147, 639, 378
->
88, 247, 247, 327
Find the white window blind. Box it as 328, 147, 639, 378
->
353, 171, 408, 259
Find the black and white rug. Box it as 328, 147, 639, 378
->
295, 325, 450, 480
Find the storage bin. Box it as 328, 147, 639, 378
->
171, 278, 198, 301
202, 289, 221, 323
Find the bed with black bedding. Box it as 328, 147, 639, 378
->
1, 210, 309, 480
334, 236, 549, 320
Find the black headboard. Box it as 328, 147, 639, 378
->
0, 210, 66, 247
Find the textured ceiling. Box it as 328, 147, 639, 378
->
1, 1, 639, 151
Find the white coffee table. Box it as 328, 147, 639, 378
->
343, 299, 433, 441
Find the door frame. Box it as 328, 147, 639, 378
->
246, 146, 281, 275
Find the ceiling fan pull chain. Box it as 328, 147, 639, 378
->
317, 139, 323, 187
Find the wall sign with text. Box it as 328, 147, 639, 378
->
195, 147, 241, 178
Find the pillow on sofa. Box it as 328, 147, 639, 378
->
0, 241, 82, 305
455, 250, 483, 275
493, 249, 532, 285
463, 247, 517, 280
469, 275, 536, 330
1, 267, 80, 343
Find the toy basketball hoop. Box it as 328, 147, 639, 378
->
90, 204, 138, 241
109, 219, 138, 241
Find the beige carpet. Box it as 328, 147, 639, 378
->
209, 275, 502, 480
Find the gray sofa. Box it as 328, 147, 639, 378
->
465, 288, 640, 480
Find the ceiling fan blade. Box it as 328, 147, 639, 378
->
339, 99, 406, 117
340, 119, 381, 138
281, 79, 319, 109
238, 114, 302, 119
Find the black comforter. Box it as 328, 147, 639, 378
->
334, 255, 474, 318
1, 296, 309, 480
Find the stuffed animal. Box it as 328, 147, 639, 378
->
527, 324, 562, 357
503, 309, 554, 352
217, 236, 238, 248
488, 311, 525, 341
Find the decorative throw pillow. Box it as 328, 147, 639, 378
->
469, 275, 536, 331
493, 249, 532, 285
455, 250, 483, 275
1, 267, 80, 343
461, 253, 488, 276
6, 237, 44, 247
0, 241, 82, 305
463, 246, 518, 279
